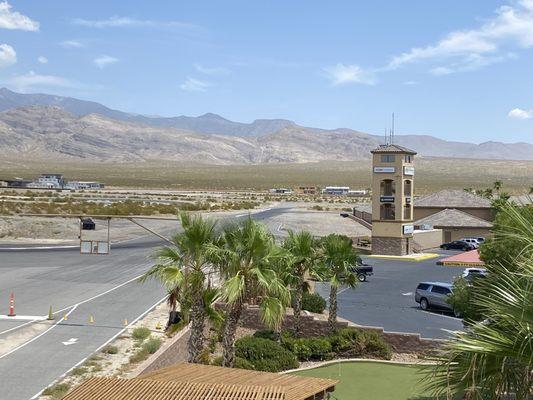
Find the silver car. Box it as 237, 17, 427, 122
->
415, 282, 458, 316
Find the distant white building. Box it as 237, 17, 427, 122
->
65, 181, 105, 190
269, 188, 292, 194
28, 174, 65, 189
322, 186, 350, 195
347, 189, 368, 197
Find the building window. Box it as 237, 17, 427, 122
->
404, 204, 411, 219
380, 204, 395, 220
404, 155, 412, 163
404, 180, 412, 196
380, 154, 395, 163
380, 179, 395, 196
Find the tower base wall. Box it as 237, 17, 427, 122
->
372, 236, 412, 256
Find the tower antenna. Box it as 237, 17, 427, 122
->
384, 128, 388, 145
391, 112, 395, 144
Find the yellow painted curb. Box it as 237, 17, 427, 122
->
367, 253, 440, 262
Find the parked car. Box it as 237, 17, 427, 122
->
460, 237, 482, 248
475, 237, 486, 243
462, 267, 488, 282
440, 240, 475, 251
348, 256, 373, 282
340, 212, 349, 218
415, 282, 460, 317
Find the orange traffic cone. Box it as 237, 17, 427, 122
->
8, 292, 15, 317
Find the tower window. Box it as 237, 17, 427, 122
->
404, 204, 411, 219
404, 180, 412, 196
380, 179, 395, 196
380, 204, 395, 220
380, 154, 395, 163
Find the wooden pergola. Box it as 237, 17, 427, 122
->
61, 363, 338, 400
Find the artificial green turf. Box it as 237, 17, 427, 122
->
292, 361, 436, 400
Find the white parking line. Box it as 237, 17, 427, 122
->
0, 305, 78, 360
0, 267, 150, 337
30, 295, 168, 400
418, 309, 460, 320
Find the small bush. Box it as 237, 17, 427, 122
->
301, 292, 327, 314
142, 337, 162, 354
129, 348, 149, 364
42, 383, 70, 399
282, 337, 332, 361
211, 356, 255, 370
132, 326, 151, 341
253, 330, 278, 341
71, 367, 88, 376
235, 336, 298, 372
328, 328, 391, 360
103, 345, 118, 354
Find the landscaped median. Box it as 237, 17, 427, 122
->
290, 360, 434, 400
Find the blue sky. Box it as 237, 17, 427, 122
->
0, 1, 532, 143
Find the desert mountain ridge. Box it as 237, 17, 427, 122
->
1, 88, 532, 163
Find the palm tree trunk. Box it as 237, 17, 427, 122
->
221, 301, 243, 368
328, 284, 338, 334
293, 274, 304, 336
187, 294, 206, 363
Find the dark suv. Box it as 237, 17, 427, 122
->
440, 240, 475, 251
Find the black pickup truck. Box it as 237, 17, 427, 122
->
350, 257, 374, 282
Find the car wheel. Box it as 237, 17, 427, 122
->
420, 298, 429, 311
357, 273, 366, 282
463, 246, 469, 251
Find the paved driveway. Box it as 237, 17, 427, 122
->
315, 251, 465, 339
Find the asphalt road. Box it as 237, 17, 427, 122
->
0, 206, 290, 400
315, 252, 465, 339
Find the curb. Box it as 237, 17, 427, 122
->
281, 358, 438, 375
367, 253, 440, 262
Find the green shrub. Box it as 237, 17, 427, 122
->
211, 356, 255, 370
42, 383, 70, 399
129, 348, 149, 364
253, 330, 278, 341
301, 292, 327, 314
142, 337, 162, 354
328, 328, 391, 360
282, 337, 332, 361
103, 345, 118, 354
235, 336, 298, 372
132, 326, 151, 341
71, 366, 88, 376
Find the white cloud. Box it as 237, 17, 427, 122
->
180, 77, 211, 92
93, 55, 118, 69
403, 80, 418, 85
323, 63, 376, 86
71, 16, 201, 32
0, 1, 39, 31
37, 56, 48, 64
194, 63, 229, 75
60, 40, 84, 48
508, 107, 533, 119
6, 71, 75, 91
386, 1, 533, 73
0, 43, 16, 67
326, 1, 533, 85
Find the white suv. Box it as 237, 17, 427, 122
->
460, 238, 481, 248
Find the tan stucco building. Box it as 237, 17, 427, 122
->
370, 144, 417, 255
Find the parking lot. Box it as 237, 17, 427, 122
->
315, 250, 465, 339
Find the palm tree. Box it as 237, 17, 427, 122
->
141, 212, 218, 363
281, 230, 320, 336
425, 203, 533, 399
211, 218, 290, 367
320, 234, 358, 333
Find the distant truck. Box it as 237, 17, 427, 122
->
349, 257, 373, 282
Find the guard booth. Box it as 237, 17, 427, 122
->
79, 217, 110, 255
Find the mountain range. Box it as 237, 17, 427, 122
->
1, 87, 532, 163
